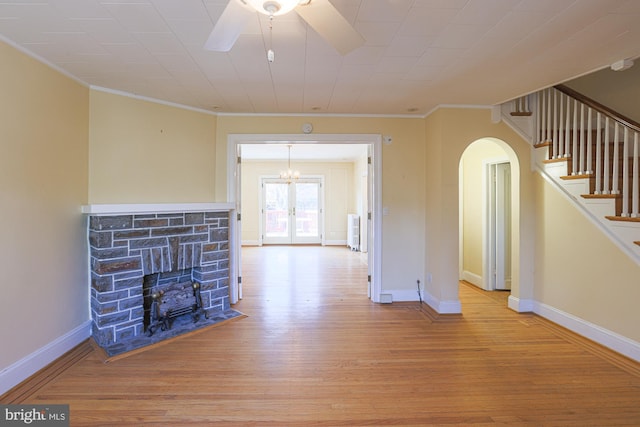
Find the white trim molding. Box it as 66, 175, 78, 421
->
227, 133, 383, 303
324, 240, 348, 246
508, 295, 535, 313
534, 301, 640, 363
81, 203, 234, 215
461, 270, 483, 289
0, 321, 91, 395
423, 290, 462, 314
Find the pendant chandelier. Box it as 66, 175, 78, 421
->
280, 144, 300, 183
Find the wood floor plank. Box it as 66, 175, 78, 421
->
3, 246, 640, 425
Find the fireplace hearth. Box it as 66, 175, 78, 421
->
87, 208, 242, 356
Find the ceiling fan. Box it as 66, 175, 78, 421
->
204, 0, 365, 56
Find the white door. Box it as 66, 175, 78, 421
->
262, 178, 322, 245
489, 162, 512, 290
231, 146, 243, 303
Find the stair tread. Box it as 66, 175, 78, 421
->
543, 157, 569, 164
605, 216, 640, 222
560, 174, 592, 180
582, 193, 620, 199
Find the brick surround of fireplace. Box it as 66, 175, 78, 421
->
88, 210, 231, 349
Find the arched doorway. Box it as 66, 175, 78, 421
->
459, 137, 520, 303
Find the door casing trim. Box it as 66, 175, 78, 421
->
227, 133, 382, 303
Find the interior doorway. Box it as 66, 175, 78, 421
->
459, 138, 516, 295
488, 161, 512, 290
226, 133, 383, 304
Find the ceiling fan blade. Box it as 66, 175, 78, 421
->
204, 0, 253, 52
295, 0, 365, 55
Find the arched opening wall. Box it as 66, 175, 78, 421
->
459, 138, 513, 293
424, 108, 535, 313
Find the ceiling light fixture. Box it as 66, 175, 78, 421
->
243, 0, 301, 16
280, 145, 300, 183
242, 1, 302, 63
611, 58, 634, 71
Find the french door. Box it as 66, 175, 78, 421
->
262, 178, 322, 245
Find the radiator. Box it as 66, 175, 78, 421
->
347, 214, 359, 251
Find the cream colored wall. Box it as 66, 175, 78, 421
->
460, 140, 509, 283
0, 42, 89, 369
240, 160, 355, 244
216, 115, 426, 294
88, 90, 217, 203
424, 108, 535, 307
534, 174, 640, 342
565, 65, 640, 123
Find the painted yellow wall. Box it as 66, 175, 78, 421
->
0, 42, 89, 369
534, 174, 640, 342
565, 65, 640, 123
216, 115, 426, 294
88, 90, 217, 203
424, 108, 536, 307
460, 139, 509, 283
241, 160, 356, 244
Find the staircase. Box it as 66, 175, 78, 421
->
501, 85, 640, 263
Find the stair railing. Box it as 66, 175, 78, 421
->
536, 85, 640, 218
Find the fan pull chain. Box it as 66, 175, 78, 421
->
267, 15, 275, 63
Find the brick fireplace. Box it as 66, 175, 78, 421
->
87, 207, 234, 351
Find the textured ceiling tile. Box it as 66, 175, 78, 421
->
1, 0, 639, 115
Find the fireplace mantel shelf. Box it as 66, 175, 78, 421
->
81, 203, 235, 215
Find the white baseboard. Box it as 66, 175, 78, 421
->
533, 302, 640, 363
508, 295, 535, 313
386, 289, 420, 302
461, 270, 483, 288
0, 320, 91, 395
324, 240, 348, 246
241, 240, 260, 246
380, 289, 462, 314
423, 290, 462, 314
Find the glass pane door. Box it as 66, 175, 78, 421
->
263, 182, 290, 244
262, 179, 322, 245
293, 182, 320, 244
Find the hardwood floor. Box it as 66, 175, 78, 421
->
4, 245, 640, 426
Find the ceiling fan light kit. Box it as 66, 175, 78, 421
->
242, 0, 300, 16
205, 0, 365, 56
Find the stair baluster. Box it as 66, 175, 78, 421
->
529, 84, 640, 262
564, 94, 571, 157
595, 112, 602, 194
586, 107, 593, 175
579, 104, 586, 175
612, 123, 620, 195
572, 99, 578, 175
558, 92, 565, 157
604, 117, 610, 194
547, 88, 552, 144
553, 89, 559, 156
633, 132, 639, 218
623, 127, 630, 216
